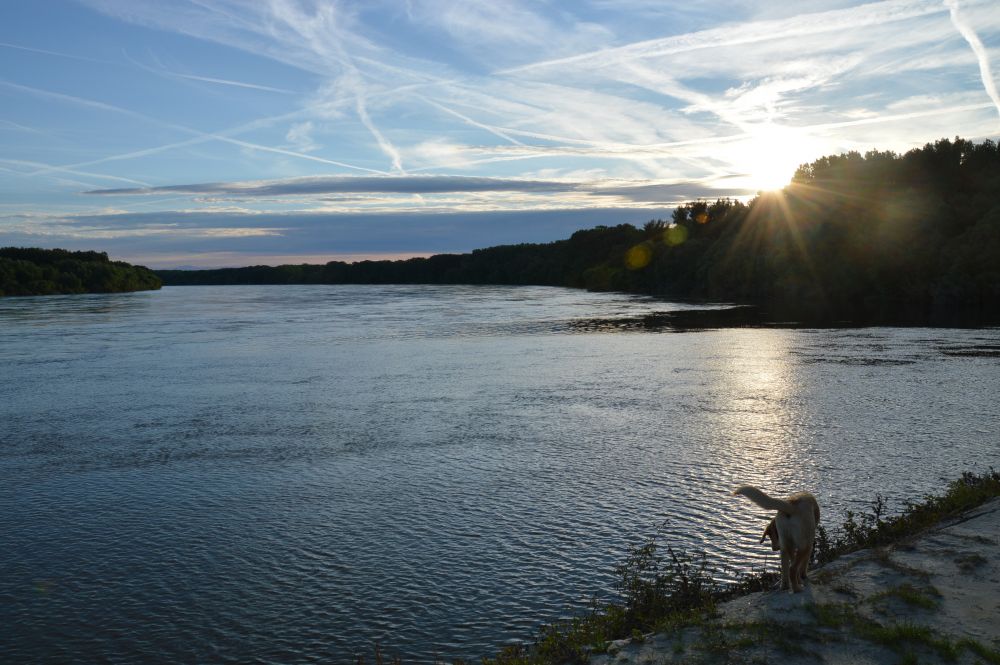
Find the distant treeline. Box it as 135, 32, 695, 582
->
0, 247, 162, 297
158, 137, 1000, 323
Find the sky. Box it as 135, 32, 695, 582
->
1, 0, 999, 268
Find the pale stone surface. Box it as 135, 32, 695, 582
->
589, 498, 1000, 664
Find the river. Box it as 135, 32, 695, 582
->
2, 285, 998, 663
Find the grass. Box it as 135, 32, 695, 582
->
359, 470, 1000, 664
870, 583, 940, 610
812, 470, 1000, 565
958, 638, 1000, 665
808, 602, 1000, 664
861, 621, 960, 661
955, 552, 989, 572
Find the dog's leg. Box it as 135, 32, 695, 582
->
789, 550, 804, 593
780, 550, 791, 591
790, 545, 814, 593
797, 542, 814, 587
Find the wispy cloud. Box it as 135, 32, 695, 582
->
944, 0, 1000, 121
80, 173, 756, 215
254, 0, 406, 172
4, 0, 1000, 265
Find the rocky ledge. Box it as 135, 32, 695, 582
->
592, 497, 1000, 664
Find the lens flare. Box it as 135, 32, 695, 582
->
625, 243, 653, 269
663, 224, 689, 247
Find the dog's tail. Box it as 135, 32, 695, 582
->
733, 485, 796, 515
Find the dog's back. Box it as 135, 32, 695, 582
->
779, 492, 820, 552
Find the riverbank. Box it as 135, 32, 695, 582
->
0, 247, 161, 297
479, 472, 1000, 665
593, 496, 1000, 665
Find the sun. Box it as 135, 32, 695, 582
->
750, 147, 801, 191
736, 125, 818, 192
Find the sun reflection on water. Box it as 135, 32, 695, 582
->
698, 329, 818, 558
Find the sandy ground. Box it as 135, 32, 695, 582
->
591, 497, 1000, 664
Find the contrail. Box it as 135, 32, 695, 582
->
500, 0, 945, 75
0, 40, 116, 65
121, 49, 297, 95
0, 157, 151, 187
2, 80, 387, 177
944, 0, 1000, 121
420, 97, 525, 146
355, 93, 403, 173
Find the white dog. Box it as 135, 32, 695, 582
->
733, 486, 820, 593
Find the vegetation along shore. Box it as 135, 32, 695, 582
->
158, 137, 1000, 326
0, 247, 161, 297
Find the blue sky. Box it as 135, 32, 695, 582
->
1, 0, 999, 268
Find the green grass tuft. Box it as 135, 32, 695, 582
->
813, 470, 1000, 566
870, 583, 940, 610
861, 622, 960, 662
957, 638, 1000, 664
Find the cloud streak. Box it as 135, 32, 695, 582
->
81, 174, 754, 207
84, 175, 581, 196
944, 0, 1000, 121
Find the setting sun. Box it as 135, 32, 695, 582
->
749, 148, 800, 191
736, 125, 820, 192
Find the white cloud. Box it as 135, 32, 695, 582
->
285, 121, 319, 153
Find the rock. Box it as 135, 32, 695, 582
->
605, 637, 631, 655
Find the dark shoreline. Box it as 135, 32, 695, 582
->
156, 281, 1000, 330
573, 302, 1000, 332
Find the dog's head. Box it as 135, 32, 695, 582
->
760, 519, 780, 551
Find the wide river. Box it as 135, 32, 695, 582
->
2, 285, 998, 663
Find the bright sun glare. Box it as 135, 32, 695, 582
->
750, 150, 799, 191
738, 125, 816, 192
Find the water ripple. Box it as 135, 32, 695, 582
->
2, 286, 999, 662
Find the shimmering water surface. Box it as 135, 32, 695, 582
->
2, 285, 998, 663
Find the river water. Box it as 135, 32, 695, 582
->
2, 285, 998, 663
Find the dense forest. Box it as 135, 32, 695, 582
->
0, 248, 162, 297
158, 137, 1000, 323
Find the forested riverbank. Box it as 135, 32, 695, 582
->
0, 248, 161, 297
157, 137, 1000, 325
